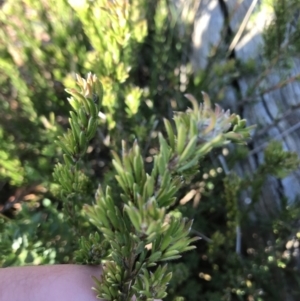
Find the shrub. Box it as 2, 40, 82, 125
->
0, 1, 300, 300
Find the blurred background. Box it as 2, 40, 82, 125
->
1, 0, 300, 300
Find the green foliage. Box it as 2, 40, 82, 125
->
263, 141, 299, 178
166, 142, 300, 301
53, 73, 252, 300
263, 0, 300, 60
0, 200, 75, 267
0, 1, 300, 301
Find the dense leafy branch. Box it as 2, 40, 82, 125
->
53, 73, 253, 300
